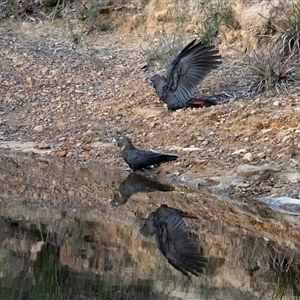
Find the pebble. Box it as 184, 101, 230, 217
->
232, 148, 247, 155
37, 141, 50, 149
243, 152, 254, 162
261, 129, 272, 135
57, 150, 67, 158
281, 135, 290, 145
257, 152, 266, 158
66, 152, 73, 158
75, 89, 84, 94
82, 144, 92, 151
197, 136, 206, 141
277, 130, 287, 139
33, 125, 44, 132
86, 130, 95, 136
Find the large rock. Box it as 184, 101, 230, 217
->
236, 164, 281, 181
257, 196, 300, 215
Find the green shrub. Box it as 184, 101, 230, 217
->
200, 8, 237, 44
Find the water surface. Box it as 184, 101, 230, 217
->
0, 153, 300, 300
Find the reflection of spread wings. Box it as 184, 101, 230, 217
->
140, 205, 207, 278
156, 211, 207, 278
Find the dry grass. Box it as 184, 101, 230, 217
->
247, 43, 299, 94
270, 0, 300, 54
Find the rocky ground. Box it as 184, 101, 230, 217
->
1, 19, 300, 204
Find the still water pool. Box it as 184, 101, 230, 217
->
0, 153, 300, 300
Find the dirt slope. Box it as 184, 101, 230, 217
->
0, 20, 299, 200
